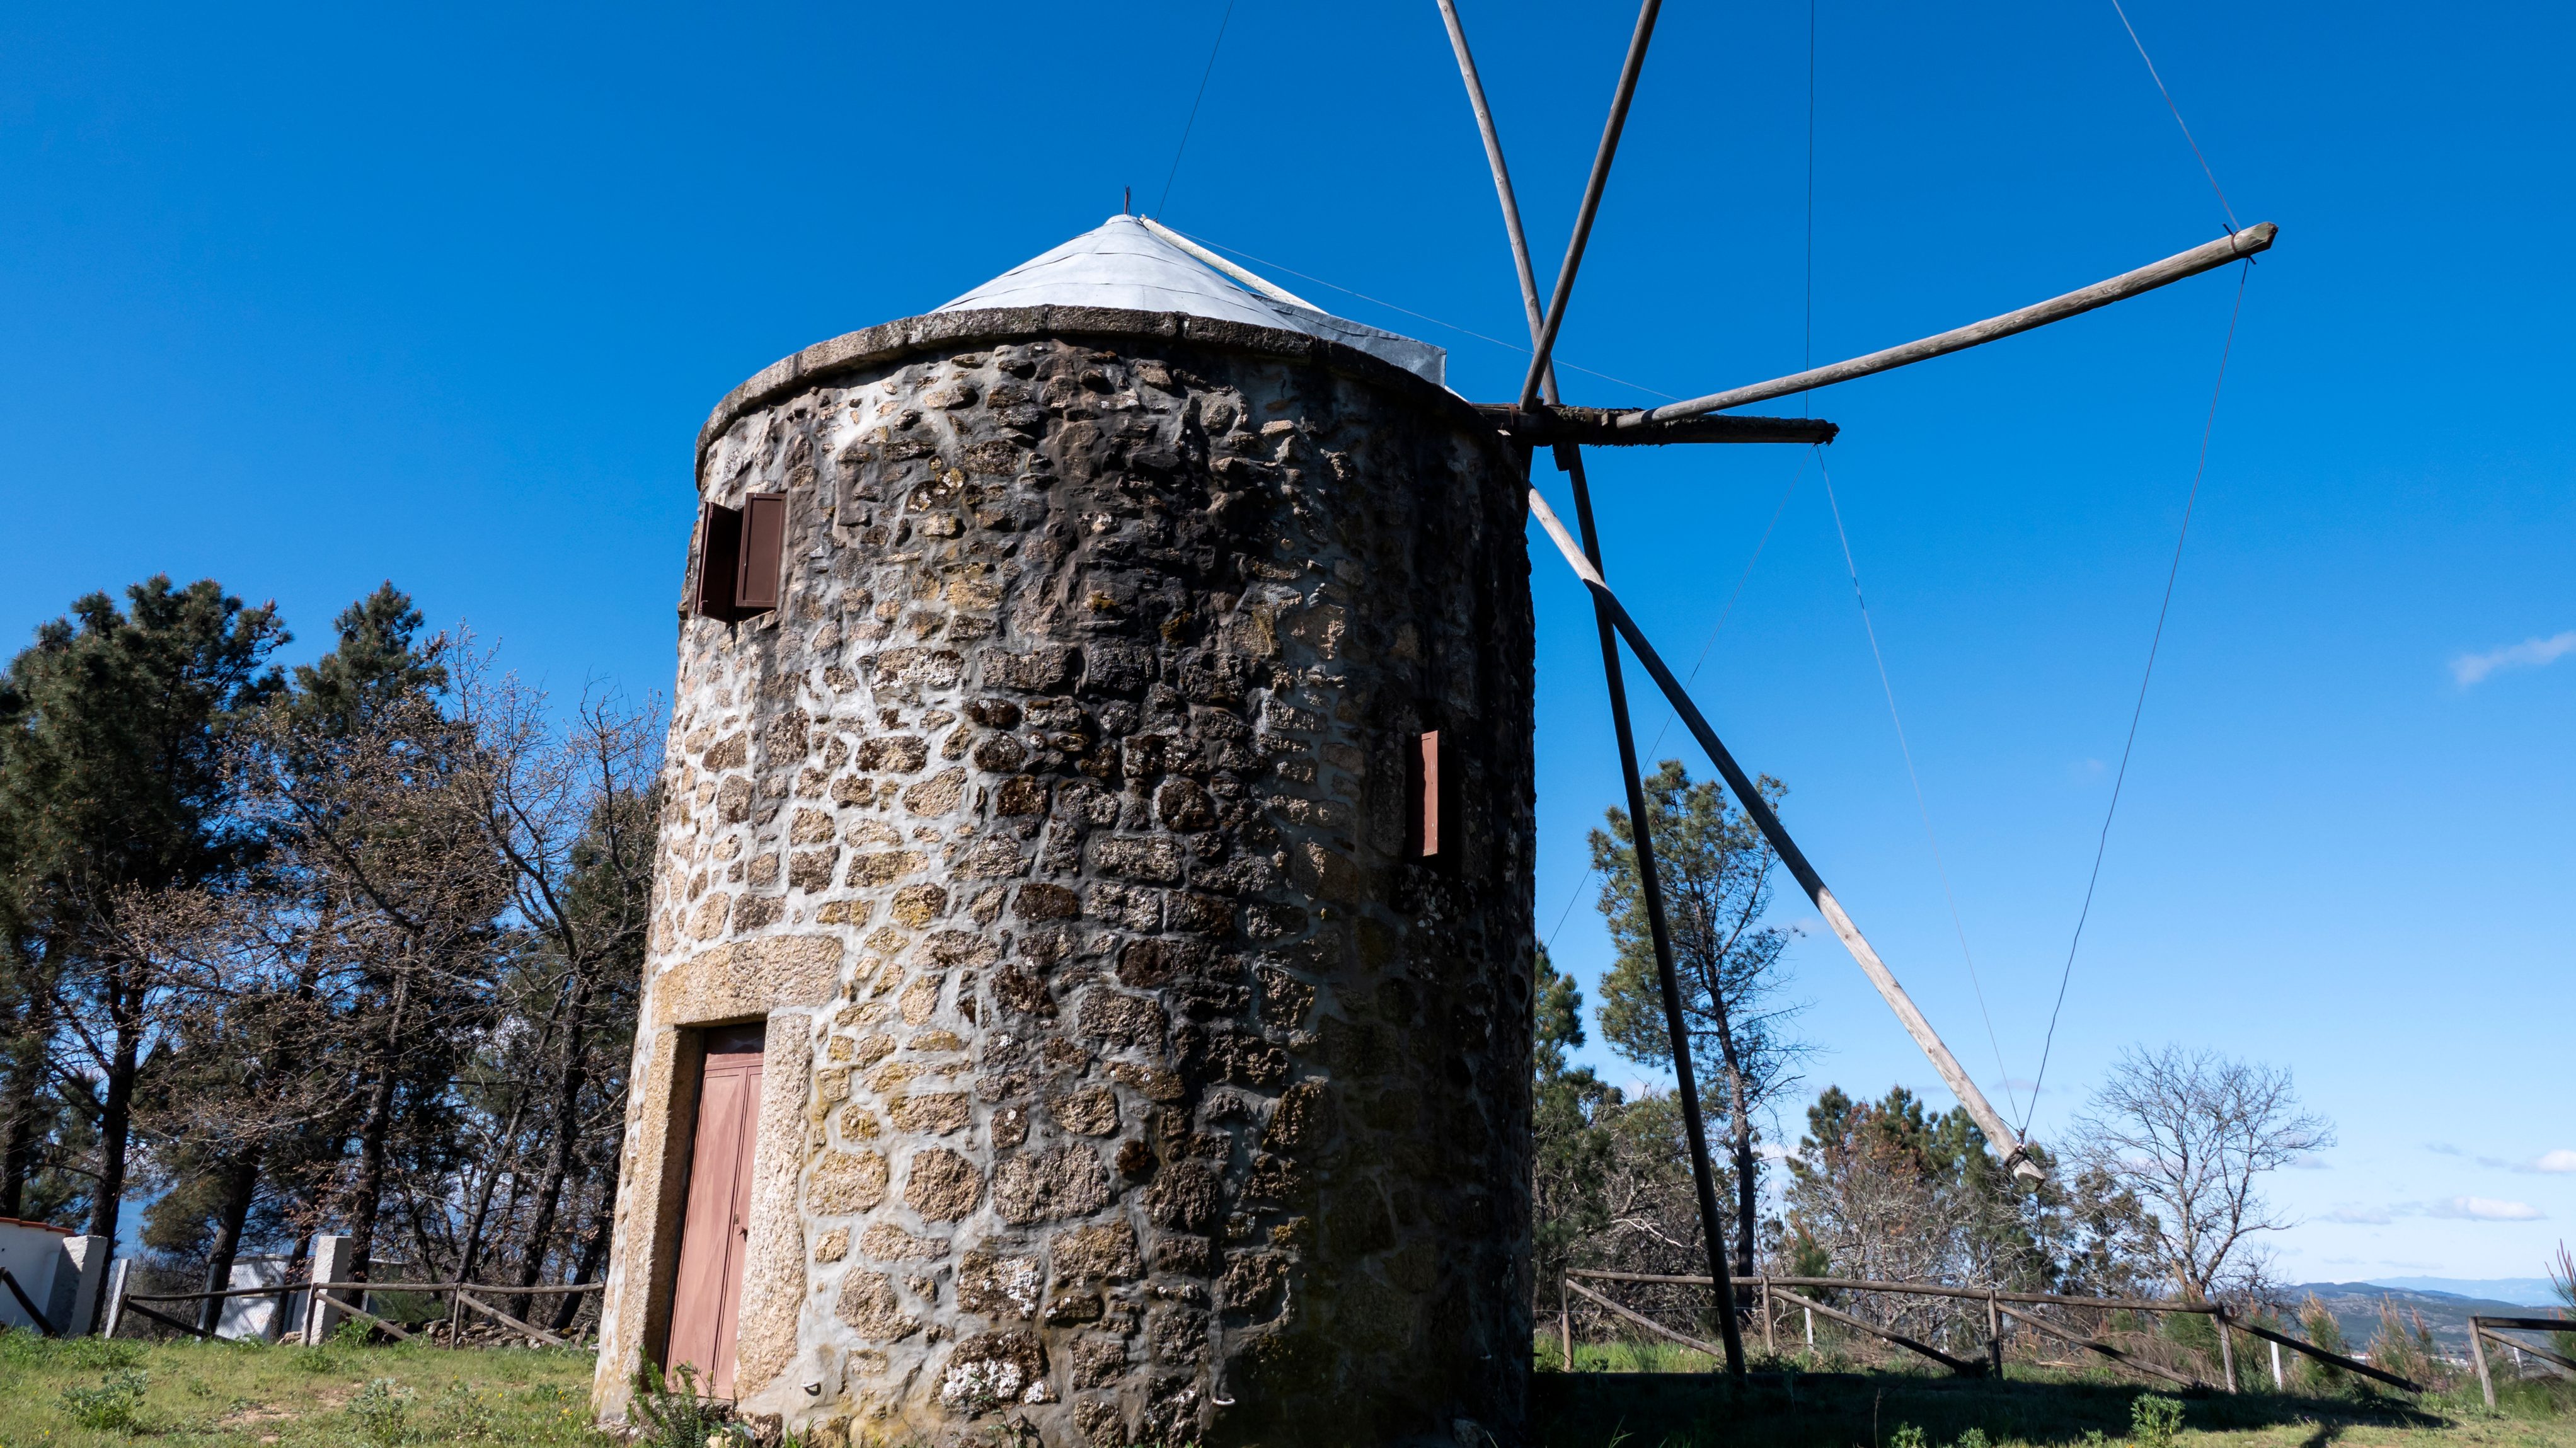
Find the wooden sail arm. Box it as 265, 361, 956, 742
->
1526, 486, 2045, 1181
1617, 223, 2276, 427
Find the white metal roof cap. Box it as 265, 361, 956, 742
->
936, 215, 1446, 387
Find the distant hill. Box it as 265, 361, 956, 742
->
2286, 1282, 2568, 1359
2366, 1277, 2561, 1307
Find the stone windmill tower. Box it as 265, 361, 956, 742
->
593, 215, 1543, 1447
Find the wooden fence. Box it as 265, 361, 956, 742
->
102, 1273, 602, 1348
2467, 1314, 2576, 1408
1561, 1270, 2425, 1394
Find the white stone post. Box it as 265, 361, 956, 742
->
50, 1236, 109, 1336
304, 1234, 354, 1345
100, 1258, 133, 1339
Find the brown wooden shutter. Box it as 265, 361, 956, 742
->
733, 493, 786, 614
692, 503, 744, 620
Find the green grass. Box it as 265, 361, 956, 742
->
0, 1328, 607, 1447
1536, 1342, 2576, 1448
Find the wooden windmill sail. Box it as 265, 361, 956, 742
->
1432, 0, 2274, 1374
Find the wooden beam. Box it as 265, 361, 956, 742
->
1769, 1286, 1984, 1376
1481, 405, 1836, 447
2228, 1316, 2419, 1393
1621, 223, 2277, 426
1998, 1304, 2203, 1391
1567, 1269, 2221, 1316
0, 1266, 59, 1336
1136, 218, 1324, 313
1519, 0, 1664, 408
1526, 488, 2044, 1179
117, 1297, 218, 1342
456, 1292, 569, 1348
1565, 1277, 1727, 1360
2470, 1316, 2576, 1334
2478, 1325, 2576, 1379
313, 1291, 415, 1342
1434, 0, 1549, 347
1554, 448, 1751, 1376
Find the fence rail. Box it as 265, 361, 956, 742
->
102, 1272, 603, 1348
2468, 1313, 2576, 1408
1560, 1270, 2427, 1394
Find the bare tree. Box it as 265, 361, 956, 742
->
2070, 1045, 2333, 1303
447, 650, 659, 1316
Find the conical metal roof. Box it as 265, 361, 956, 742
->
938, 215, 1446, 386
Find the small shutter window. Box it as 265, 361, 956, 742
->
691, 493, 786, 621
734, 493, 786, 612
1408, 730, 1454, 865
692, 503, 744, 620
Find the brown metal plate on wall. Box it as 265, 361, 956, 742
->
733, 493, 786, 613
1406, 730, 1456, 867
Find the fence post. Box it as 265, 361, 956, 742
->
1560, 1280, 1573, 1372
1804, 1306, 1814, 1355
2269, 1338, 2283, 1391
100, 1259, 132, 1340
1761, 1277, 1776, 1357
304, 1234, 353, 1346
2470, 1323, 2496, 1410
1987, 1290, 2003, 1379
2214, 1307, 2237, 1393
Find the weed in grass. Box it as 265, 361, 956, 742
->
630, 1361, 733, 1448
60, 1366, 151, 1432
1955, 1429, 1990, 1448
1889, 1425, 1929, 1448
350, 1376, 417, 1445
2130, 1393, 2185, 1448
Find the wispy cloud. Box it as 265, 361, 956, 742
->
2535, 1150, 2576, 1174
2430, 1196, 2546, 1221
2452, 630, 2576, 686
2427, 1142, 2464, 1157
2323, 1205, 2393, 1224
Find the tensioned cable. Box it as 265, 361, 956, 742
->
2105, 0, 2240, 234
2022, 260, 2251, 1132
1546, 456, 1808, 952
1156, 0, 1240, 219
1169, 227, 1679, 403
1817, 454, 2019, 1124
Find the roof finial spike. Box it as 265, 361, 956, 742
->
1123, 185, 1131, 216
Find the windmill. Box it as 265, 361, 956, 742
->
1430, 0, 2273, 1377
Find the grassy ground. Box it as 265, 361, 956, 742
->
1537, 1348, 2576, 1448
8, 1324, 2570, 1447
0, 1328, 607, 1447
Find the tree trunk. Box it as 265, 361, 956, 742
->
513, 977, 592, 1313
547, 1181, 617, 1335
0, 1001, 50, 1219
197, 1145, 265, 1335
1725, 1060, 1758, 1278
343, 973, 410, 1281
85, 974, 144, 1245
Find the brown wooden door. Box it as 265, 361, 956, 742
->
665, 1025, 764, 1398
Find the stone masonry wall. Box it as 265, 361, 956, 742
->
595, 313, 1534, 1448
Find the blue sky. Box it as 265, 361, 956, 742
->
3, 1, 2568, 1284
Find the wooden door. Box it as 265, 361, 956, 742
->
664, 1024, 764, 1398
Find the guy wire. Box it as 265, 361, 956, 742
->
1156, 0, 1240, 219
2022, 260, 2251, 1134
1818, 455, 2020, 1125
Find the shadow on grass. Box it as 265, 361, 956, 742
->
1532, 1368, 2456, 1448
